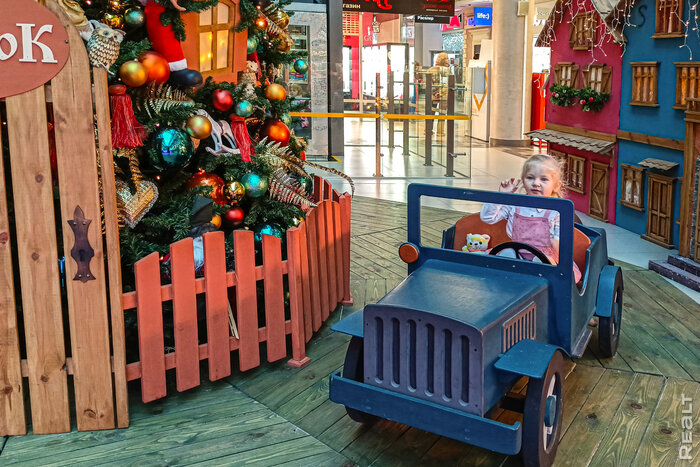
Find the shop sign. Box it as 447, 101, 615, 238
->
342, 0, 455, 16
0, 0, 70, 99
473, 7, 492, 26
415, 15, 451, 24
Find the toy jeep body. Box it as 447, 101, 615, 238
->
328, 184, 623, 466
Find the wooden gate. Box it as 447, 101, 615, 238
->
0, 1, 127, 435
589, 161, 609, 221
645, 172, 674, 247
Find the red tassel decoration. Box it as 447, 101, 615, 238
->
229, 115, 254, 162
109, 84, 144, 149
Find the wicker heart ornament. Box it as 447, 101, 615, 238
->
116, 180, 159, 228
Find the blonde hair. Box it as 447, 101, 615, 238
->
521, 154, 567, 198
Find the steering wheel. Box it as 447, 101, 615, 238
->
488, 241, 553, 265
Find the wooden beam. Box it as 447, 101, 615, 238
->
545, 123, 617, 142
616, 130, 685, 151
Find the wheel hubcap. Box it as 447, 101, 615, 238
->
544, 395, 557, 427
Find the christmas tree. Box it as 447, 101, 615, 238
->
76, 0, 351, 288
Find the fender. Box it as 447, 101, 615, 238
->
595, 265, 622, 318
494, 339, 564, 380
331, 309, 364, 338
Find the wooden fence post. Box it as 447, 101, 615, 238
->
287, 228, 310, 367
202, 232, 231, 380
233, 230, 260, 371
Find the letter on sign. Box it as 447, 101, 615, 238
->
0, 0, 70, 98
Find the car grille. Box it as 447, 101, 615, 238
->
502, 302, 536, 352
364, 308, 483, 414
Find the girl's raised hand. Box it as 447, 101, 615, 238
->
499, 178, 522, 193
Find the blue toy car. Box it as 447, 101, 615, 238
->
329, 184, 623, 466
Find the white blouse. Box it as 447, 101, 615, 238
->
480, 204, 560, 240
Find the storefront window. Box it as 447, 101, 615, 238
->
288, 25, 312, 140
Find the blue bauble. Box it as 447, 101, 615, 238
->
254, 223, 283, 246
241, 172, 268, 198
124, 8, 145, 28
247, 37, 259, 54
149, 127, 194, 171
292, 59, 308, 74
236, 100, 254, 118
281, 113, 292, 127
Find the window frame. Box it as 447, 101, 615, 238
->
552, 62, 580, 88
197, 0, 236, 78
653, 0, 684, 38
567, 154, 586, 194
569, 12, 596, 50
583, 63, 612, 93
619, 164, 644, 210
630, 62, 660, 106
674, 62, 700, 109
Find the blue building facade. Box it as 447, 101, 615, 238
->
617, 0, 700, 248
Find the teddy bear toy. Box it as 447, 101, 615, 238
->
462, 233, 491, 253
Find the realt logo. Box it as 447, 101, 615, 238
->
679, 393, 694, 461
0, 24, 58, 63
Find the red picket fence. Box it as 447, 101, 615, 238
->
121, 177, 352, 403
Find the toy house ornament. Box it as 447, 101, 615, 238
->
528, 0, 624, 223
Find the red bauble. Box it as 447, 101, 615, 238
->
138, 51, 170, 84
300, 150, 306, 161
213, 89, 234, 111
224, 207, 245, 227
260, 119, 291, 146
186, 172, 227, 205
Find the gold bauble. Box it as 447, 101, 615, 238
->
119, 60, 148, 87
223, 180, 246, 204
186, 115, 213, 139
272, 10, 289, 28
277, 37, 292, 52
264, 83, 287, 101
102, 11, 124, 29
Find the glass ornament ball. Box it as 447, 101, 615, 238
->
212, 89, 234, 111
223, 207, 245, 228
186, 172, 226, 205
124, 7, 145, 28
254, 223, 283, 246
102, 11, 124, 29
298, 176, 313, 196
149, 128, 194, 171
119, 60, 148, 87
138, 51, 170, 84
235, 100, 254, 118
292, 59, 309, 74
241, 172, 269, 198
264, 83, 286, 101
260, 119, 290, 147
247, 36, 259, 54
223, 180, 246, 204
186, 115, 213, 139
272, 10, 289, 28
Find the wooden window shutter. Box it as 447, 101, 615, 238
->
552, 63, 562, 84
630, 62, 659, 105
619, 164, 644, 210
567, 154, 586, 193
589, 162, 610, 221
600, 66, 612, 93
654, 0, 684, 37
571, 64, 580, 88
675, 62, 700, 109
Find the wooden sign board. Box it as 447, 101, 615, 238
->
0, 0, 70, 98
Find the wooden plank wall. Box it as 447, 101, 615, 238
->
123, 178, 351, 402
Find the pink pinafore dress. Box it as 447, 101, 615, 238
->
511, 208, 582, 283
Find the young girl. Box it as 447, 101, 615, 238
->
480, 154, 582, 283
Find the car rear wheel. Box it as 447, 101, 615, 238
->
521, 350, 564, 467
599, 269, 623, 358
342, 336, 379, 424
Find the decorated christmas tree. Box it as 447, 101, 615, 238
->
73, 0, 351, 286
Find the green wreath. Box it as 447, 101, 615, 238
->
549, 84, 578, 107
577, 87, 610, 112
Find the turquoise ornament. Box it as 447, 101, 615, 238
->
241, 172, 268, 198
254, 223, 283, 246
247, 37, 259, 54
236, 100, 254, 118
124, 8, 145, 28
281, 113, 292, 127
298, 175, 313, 196
149, 127, 194, 171
292, 59, 308, 74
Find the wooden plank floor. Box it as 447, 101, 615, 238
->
1, 196, 699, 466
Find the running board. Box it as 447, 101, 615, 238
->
571, 328, 592, 358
